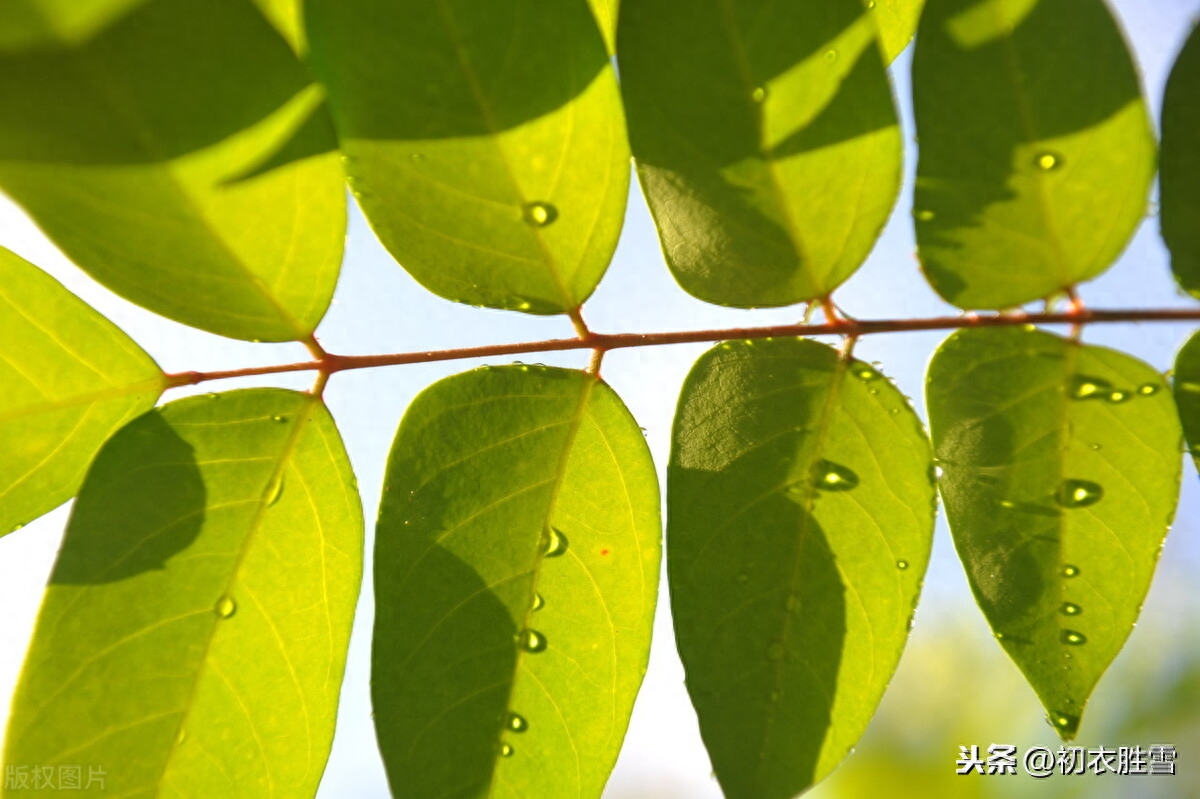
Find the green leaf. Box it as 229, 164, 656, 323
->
3, 389, 364, 795
0, 0, 345, 342
912, 0, 1155, 309
0, 246, 164, 538
306, 0, 629, 315
250, 0, 305, 52
618, 0, 901, 307
668, 339, 934, 798
927, 327, 1181, 739
373, 365, 660, 798
587, 0, 618, 53
873, 0, 924, 63
1173, 331, 1200, 470
1162, 23, 1200, 298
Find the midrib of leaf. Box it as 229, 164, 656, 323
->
482, 374, 600, 798
756, 346, 849, 774
18, 3, 312, 340
154, 394, 322, 794
434, 0, 579, 312
989, 2, 1070, 285
716, 0, 815, 289
0, 379, 165, 426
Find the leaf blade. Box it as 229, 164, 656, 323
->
669, 339, 934, 798
927, 327, 1180, 738
0, 0, 345, 342
912, 0, 1155, 309
618, 0, 902, 307
0, 246, 164, 537
373, 366, 660, 798
3, 389, 364, 795
1162, 23, 1200, 296
306, 0, 629, 315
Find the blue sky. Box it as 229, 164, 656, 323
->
2, 2, 1199, 796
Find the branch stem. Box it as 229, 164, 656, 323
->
163, 307, 1200, 388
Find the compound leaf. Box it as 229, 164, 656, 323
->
4, 389, 364, 796
0, 0, 345, 342
912, 0, 1155, 309
619, 0, 901, 307
927, 327, 1180, 739
0, 246, 164, 538
373, 366, 660, 799
669, 339, 934, 798
306, 0, 629, 315
1162, 23, 1200, 297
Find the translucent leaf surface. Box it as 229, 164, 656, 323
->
587, 0, 618, 53
669, 339, 934, 798
927, 327, 1180, 739
874, 0, 924, 63
306, 1, 629, 315
0, 246, 164, 537
1173, 331, 1200, 471
0, 0, 345, 342
373, 366, 660, 798
912, 0, 1154, 309
4, 389, 364, 795
619, 0, 901, 307
1162, 23, 1200, 297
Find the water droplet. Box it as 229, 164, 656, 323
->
751, 86, 767, 103
1068, 375, 1112, 400
1048, 711, 1081, 738
914, 209, 936, 221
824, 49, 838, 62
1108, 390, 1131, 403
896, 559, 909, 570
214, 595, 237, 619
1035, 151, 1062, 171
264, 473, 285, 507
1060, 629, 1087, 646
1060, 602, 1081, 616
1088, 443, 1103, 451
543, 526, 568, 557
507, 713, 528, 733
10, 522, 25, 532
853, 366, 879, 381
522, 201, 558, 227
1061, 564, 1080, 578
766, 642, 785, 661
935, 465, 945, 479
1137, 383, 1160, 396
531, 592, 544, 611
867, 0, 876, 7
500, 743, 514, 758
812, 459, 859, 492
518, 629, 547, 653
998, 500, 1016, 509
272, 415, 287, 423
1055, 479, 1103, 508
206, 392, 219, 400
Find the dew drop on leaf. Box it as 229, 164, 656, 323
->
272, 415, 287, 423
543, 526, 568, 557
518, 629, 547, 653
522, 201, 558, 227
824, 49, 838, 62
531, 592, 544, 611
812, 459, 859, 492
1107, 390, 1131, 403
751, 86, 767, 103
1048, 711, 1081, 738
1062, 564, 1081, 578
1068, 375, 1112, 399
214, 595, 237, 620
1060, 602, 1081, 616
896, 559, 909, 570
1060, 630, 1088, 646
1138, 383, 1160, 396
1035, 151, 1062, 170
264, 473, 285, 507
1055, 479, 1103, 508
507, 713, 528, 733
500, 743, 514, 758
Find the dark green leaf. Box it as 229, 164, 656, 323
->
373, 366, 660, 798
588, 0, 618, 53
912, 0, 1155, 309
927, 327, 1180, 739
306, 0, 628, 315
0, 246, 164, 537
4, 389, 364, 794
0, 0, 345, 342
619, 0, 901, 307
669, 339, 934, 798
1173, 330, 1200, 470
1162, 23, 1200, 297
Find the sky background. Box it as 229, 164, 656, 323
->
2, 1, 1200, 796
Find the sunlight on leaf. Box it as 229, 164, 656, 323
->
0, 0, 345, 341
669, 339, 934, 798
871, 0, 924, 64
0, 246, 164, 538
619, 0, 901, 308
373, 365, 659, 798
912, 0, 1154, 309
927, 327, 1180, 739
306, 0, 628, 315
3, 389, 363, 795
